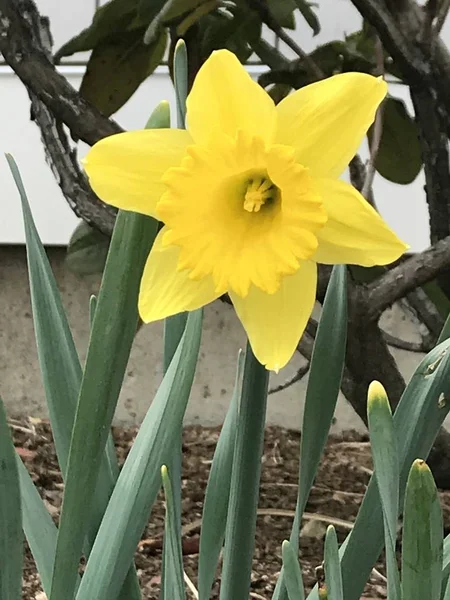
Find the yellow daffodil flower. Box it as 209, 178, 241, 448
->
84, 49, 407, 371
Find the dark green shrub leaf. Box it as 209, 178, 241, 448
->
200, 6, 261, 63
294, 0, 320, 35
66, 221, 110, 276
369, 96, 422, 185
267, 0, 296, 29
55, 0, 139, 60
79, 28, 167, 116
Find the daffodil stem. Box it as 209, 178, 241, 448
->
219, 344, 269, 600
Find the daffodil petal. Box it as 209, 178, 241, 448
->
139, 229, 220, 322
313, 178, 408, 266
186, 49, 276, 146
275, 73, 387, 178
230, 261, 317, 371
84, 129, 192, 217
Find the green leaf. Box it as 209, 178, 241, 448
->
66, 221, 110, 276
165, 0, 215, 23
367, 382, 400, 600
50, 213, 159, 600
306, 338, 450, 600
273, 265, 347, 600
161, 466, 185, 600
199, 6, 261, 63
219, 344, 269, 600
175, 0, 219, 35
55, 0, 139, 60
423, 280, 450, 321
442, 535, 450, 599
16, 457, 62, 597
159, 43, 189, 600
74, 310, 203, 600
89, 294, 97, 328
80, 28, 167, 116
138, 0, 168, 22
294, 0, 320, 35
173, 39, 188, 130
267, 0, 296, 29
402, 460, 443, 600
323, 526, 343, 600
295, 265, 347, 527
145, 99, 170, 129
438, 310, 450, 345
281, 541, 305, 600
369, 96, 422, 185
198, 351, 244, 600
0, 397, 22, 600
5, 154, 141, 600
251, 38, 290, 71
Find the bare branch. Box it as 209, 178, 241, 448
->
432, 0, 450, 35
349, 155, 376, 208
0, 0, 123, 146
367, 236, 450, 318
268, 362, 310, 394
382, 331, 428, 352
350, 0, 450, 134
244, 0, 325, 80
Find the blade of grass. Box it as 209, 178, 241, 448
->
75, 310, 202, 600
281, 541, 305, 600
402, 460, 443, 600
274, 265, 347, 600
367, 382, 400, 600
219, 344, 269, 600
0, 397, 23, 600
323, 526, 343, 600
161, 466, 185, 600
198, 350, 244, 600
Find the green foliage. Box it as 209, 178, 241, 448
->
0, 397, 22, 600
198, 352, 243, 600
402, 460, 443, 600
369, 96, 422, 185
5, 151, 450, 600
80, 29, 167, 117
66, 221, 110, 276
367, 382, 400, 600
294, 0, 320, 35
323, 526, 343, 600
3, 26, 447, 600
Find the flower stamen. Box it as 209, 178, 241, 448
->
243, 177, 278, 213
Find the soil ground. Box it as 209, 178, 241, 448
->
13, 419, 450, 600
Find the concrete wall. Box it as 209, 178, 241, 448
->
0, 245, 427, 433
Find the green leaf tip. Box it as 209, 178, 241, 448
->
146, 100, 171, 129
411, 458, 430, 474
175, 38, 186, 53
367, 380, 390, 409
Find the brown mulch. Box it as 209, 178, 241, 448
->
12, 419, 450, 600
